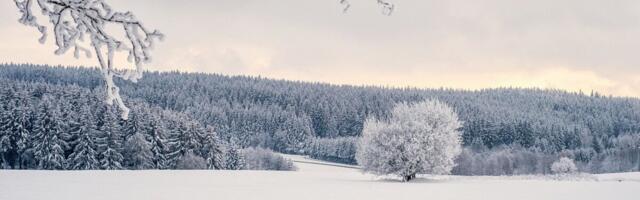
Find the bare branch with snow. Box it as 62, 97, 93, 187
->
340, 0, 395, 15
14, 0, 163, 120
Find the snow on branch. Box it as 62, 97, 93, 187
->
14, 0, 163, 120
340, 0, 395, 15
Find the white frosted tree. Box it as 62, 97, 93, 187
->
14, 0, 163, 120
551, 157, 578, 174
356, 100, 463, 182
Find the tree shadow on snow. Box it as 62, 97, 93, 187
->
353, 175, 452, 184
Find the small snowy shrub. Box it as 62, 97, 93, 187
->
242, 148, 296, 171
551, 157, 578, 174
356, 100, 462, 181
175, 151, 207, 170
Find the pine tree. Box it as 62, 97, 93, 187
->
122, 109, 144, 139
123, 132, 153, 169
145, 112, 168, 169
202, 130, 224, 169
224, 145, 245, 170
166, 120, 203, 167
31, 96, 68, 170
67, 105, 99, 170
97, 106, 124, 170
0, 92, 31, 169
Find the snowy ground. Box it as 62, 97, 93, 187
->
1, 155, 638, 200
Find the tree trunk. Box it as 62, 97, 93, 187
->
402, 173, 416, 182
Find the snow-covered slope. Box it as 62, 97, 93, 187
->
0, 155, 637, 200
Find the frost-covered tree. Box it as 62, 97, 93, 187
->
96, 106, 124, 169
166, 121, 203, 167
14, 0, 163, 119
123, 132, 153, 169
224, 145, 246, 170
551, 157, 578, 174
122, 111, 144, 139
356, 100, 463, 181
201, 130, 224, 170
175, 150, 206, 170
144, 112, 168, 169
31, 96, 68, 170
243, 147, 296, 171
67, 105, 99, 170
0, 92, 31, 169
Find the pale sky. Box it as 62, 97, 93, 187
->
2, 0, 640, 97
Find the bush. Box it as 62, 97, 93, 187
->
551, 157, 578, 174
242, 147, 296, 171
175, 152, 207, 169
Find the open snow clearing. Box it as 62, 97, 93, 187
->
1, 155, 638, 200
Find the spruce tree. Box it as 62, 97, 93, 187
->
224, 145, 245, 170
31, 96, 68, 170
67, 105, 99, 170
145, 112, 168, 169
202, 130, 224, 169
97, 106, 124, 170
123, 132, 153, 169
166, 120, 203, 167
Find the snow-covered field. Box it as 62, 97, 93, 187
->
1, 155, 638, 200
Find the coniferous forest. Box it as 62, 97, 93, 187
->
1, 64, 639, 174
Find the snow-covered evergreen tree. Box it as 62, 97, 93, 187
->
224, 145, 246, 170
356, 100, 462, 181
166, 121, 203, 167
123, 132, 153, 169
0, 91, 30, 169
31, 96, 68, 170
67, 105, 100, 170
144, 112, 168, 169
202, 130, 224, 170
123, 110, 145, 139
97, 106, 124, 170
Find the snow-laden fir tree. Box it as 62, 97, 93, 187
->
201, 130, 224, 170
123, 132, 153, 169
31, 95, 68, 170
144, 112, 168, 169
123, 110, 144, 139
224, 144, 246, 170
356, 100, 463, 181
272, 114, 313, 154
166, 121, 203, 167
67, 105, 100, 170
96, 106, 124, 170
0, 91, 31, 169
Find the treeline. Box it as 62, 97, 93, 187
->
0, 78, 292, 171
306, 137, 357, 164
1, 64, 639, 174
